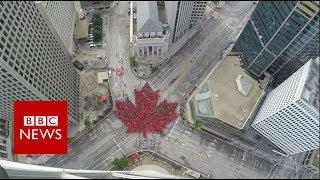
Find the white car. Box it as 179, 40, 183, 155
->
90, 44, 96, 47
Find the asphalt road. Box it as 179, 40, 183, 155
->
105, 1, 145, 102
43, 1, 310, 179
149, 1, 255, 103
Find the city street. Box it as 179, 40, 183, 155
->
104, 1, 145, 101
149, 1, 255, 102
43, 1, 310, 179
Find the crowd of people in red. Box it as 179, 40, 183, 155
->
115, 83, 178, 135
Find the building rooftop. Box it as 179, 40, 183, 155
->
74, 19, 88, 39
136, 1, 163, 33
194, 56, 262, 129
301, 57, 319, 110
97, 71, 108, 84
236, 74, 253, 96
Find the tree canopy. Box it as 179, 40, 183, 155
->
112, 157, 129, 170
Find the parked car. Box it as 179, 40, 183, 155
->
90, 44, 96, 47
116, 1, 119, 4
73, 60, 84, 71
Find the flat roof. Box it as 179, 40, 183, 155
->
74, 19, 88, 39
197, 55, 262, 129
97, 71, 108, 84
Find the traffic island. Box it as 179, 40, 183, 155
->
110, 151, 199, 178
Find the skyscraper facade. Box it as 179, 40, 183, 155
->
0, 1, 80, 126
36, 1, 78, 54
252, 57, 319, 155
233, 1, 319, 86
165, 1, 207, 43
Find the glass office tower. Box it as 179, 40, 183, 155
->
233, 1, 319, 87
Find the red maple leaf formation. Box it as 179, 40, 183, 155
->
114, 83, 178, 135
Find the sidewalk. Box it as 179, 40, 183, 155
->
5, 122, 13, 161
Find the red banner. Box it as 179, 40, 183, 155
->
13, 101, 68, 154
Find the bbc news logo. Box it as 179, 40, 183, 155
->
20, 116, 62, 140
14, 101, 68, 154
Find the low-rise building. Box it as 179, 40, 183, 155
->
97, 71, 108, 84
189, 56, 264, 134
131, 1, 170, 64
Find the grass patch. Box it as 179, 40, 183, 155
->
93, 12, 103, 43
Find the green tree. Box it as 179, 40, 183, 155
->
193, 117, 203, 129
84, 118, 91, 129
93, 12, 102, 21
93, 29, 102, 43
129, 56, 136, 66
112, 156, 129, 170
93, 18, 102, 27
129, 55, 136, 62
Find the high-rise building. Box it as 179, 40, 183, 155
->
0, 1, 80, 126
35, 1, 78, 54
233, 1, 319, 86
0, 119, 9, 160
252, 57, 319, 155
165, 1, 207, 43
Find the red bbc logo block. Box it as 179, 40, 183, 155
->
14, 101, 68, 154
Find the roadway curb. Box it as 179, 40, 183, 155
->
113, 149, 205, 178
